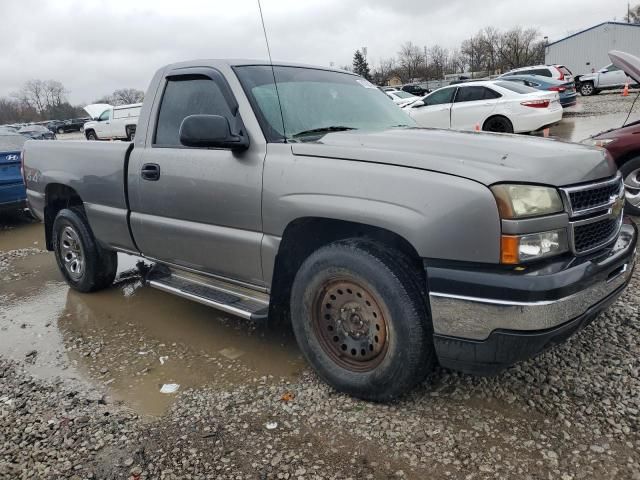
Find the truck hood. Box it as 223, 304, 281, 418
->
83, 103, 111, 120
609, 50, 640, 84
290, 128, 615, 187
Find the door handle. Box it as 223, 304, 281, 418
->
141, 163, 160, 181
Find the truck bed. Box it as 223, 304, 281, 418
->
23, 139, 136, 251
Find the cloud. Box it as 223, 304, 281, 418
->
0, 0, 624, 104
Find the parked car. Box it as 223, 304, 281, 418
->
83, 103, 141, 141
582, 50, 640, 215
23, 59, 635, 401
501, 64, 574, 84
404, 80, 562, 133
18, 124, 56, 140
385, 90, 418, 106
500, 74, 578, 107
0, 132, 28, 213
575, 63, 638, 96
46, 120, 65, 133
401, 83, 430, 96
51, 118, 87, 134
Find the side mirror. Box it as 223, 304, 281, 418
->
179, 114, 249, 150
411, 100, 425, 108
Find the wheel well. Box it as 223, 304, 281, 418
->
269, 217, 425, 322
482, 115, 512, 129
44, 184, 84, 250
614, 150, 640, 168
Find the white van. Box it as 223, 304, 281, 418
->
83, 103, 142, 141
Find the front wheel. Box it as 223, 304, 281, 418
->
57, 127, 65, 135
580, 82, 595, 96
620, 156, 640, 216
52, 208, 117, 292
86, 131, 97, 140
290, 239, 435, 401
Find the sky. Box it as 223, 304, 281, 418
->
0, 0, 631, 104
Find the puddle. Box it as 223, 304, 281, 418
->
0, 222, 304, 416
550, 112, 628, 142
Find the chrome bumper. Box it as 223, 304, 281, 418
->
428, 242, 635, 341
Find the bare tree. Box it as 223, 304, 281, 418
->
371, 58, 397, 85
498, 27, 543, 71
428, 45, 449, 80
397, 41, 424, 82
111, 88, 145, 105
625, 3, 640, 23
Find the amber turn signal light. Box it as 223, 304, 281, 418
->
500, 235, 520, 264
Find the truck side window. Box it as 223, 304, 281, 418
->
154, 77, 233, 147
98, 110, 110, 121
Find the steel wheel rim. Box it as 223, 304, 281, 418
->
311, 277, 389, 372
624, 168, 640, 207
60, 225, 85, 279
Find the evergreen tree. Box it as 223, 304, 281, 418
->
352, 50, 371, 80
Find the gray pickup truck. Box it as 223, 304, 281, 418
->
23, 60, 637, 400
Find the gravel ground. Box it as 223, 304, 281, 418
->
1, 219, 640, 479
565, 90, 640, 117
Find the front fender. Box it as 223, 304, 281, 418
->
262, 145, 501, 266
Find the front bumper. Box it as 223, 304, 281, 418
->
427, 221, 637, 375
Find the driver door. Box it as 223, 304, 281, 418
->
128, 68, 265, 286
600, 65, 628, 87
95, 109, 112, 138
407, 87, 456, 129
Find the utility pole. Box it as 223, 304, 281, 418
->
629, 2, 632, 23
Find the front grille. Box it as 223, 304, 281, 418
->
573, 216, 620, 254
569, 182, 621, 212
562, 175, 622, 216
561, 175, 624, 255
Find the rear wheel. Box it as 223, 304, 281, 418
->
290, 239, 435, 401
620, 156, 640, 216
52, 208, 117, 292
483, 116, 514, 134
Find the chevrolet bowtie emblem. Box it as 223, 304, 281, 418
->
610, 195, 624, 218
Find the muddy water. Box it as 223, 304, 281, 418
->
0, 220, 304, 416
550, 112, 628, 142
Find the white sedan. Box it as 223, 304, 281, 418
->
403, 80, 563, 134
385, 90, 418, 106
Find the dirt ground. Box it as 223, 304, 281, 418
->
1, 94, 640, 479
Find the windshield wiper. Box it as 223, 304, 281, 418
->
291, 126, 357, 138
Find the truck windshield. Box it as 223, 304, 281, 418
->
234, 65, 415, 142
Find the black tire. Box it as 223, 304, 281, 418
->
580, 82, 595, 96
52, 208, 117, 293
483, 116, 514, 134
290, 239, 435, 401
57, 127, 65, 135
86, 130, 97, 140
619, 156, 640, 216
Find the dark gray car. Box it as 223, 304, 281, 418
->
23, 59, 637, 401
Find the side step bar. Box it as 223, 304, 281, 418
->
146, 269, 270, 321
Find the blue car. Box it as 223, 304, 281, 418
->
499, 74, 578, 108
0, 132, 28, 214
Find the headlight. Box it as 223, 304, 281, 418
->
501, 229, 569, 264
580, 138, 615, 148
491, 184, 564, 219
